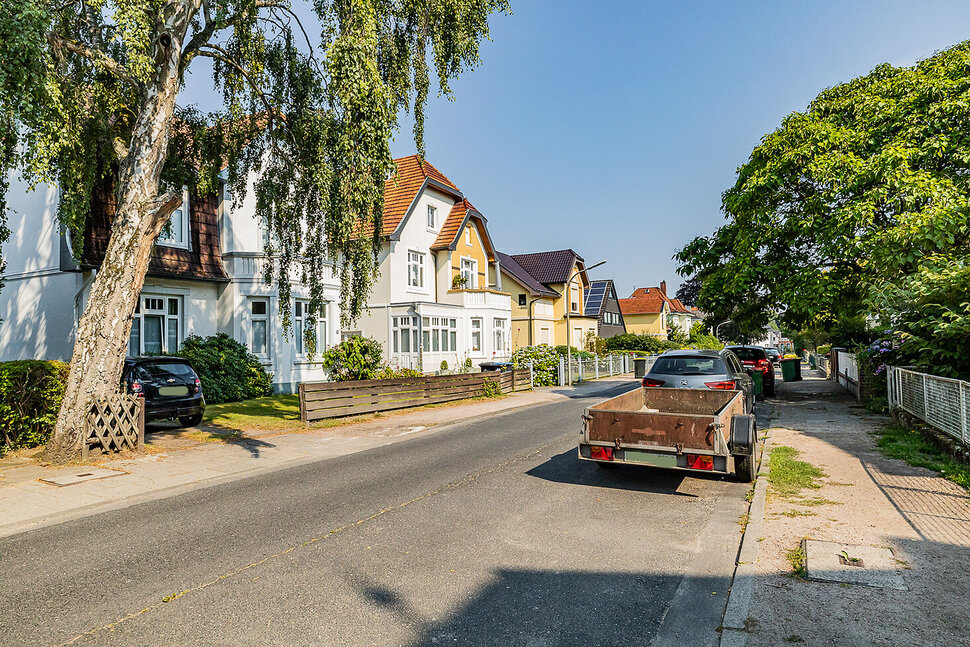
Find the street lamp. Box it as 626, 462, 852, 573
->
716, 319, 733, 341
564, 260, 606, 386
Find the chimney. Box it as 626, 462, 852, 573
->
660, 280, 667, 296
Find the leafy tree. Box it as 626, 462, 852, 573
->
677, 42, 970, 338
0, 0, 508, 462
675, 276, 701, 307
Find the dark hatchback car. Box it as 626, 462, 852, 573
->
122, 357, 205, 427
725, 345, 776, 397
765, 348, 781, 364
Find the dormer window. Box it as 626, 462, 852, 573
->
427, 205, 437, 229
465, 227, 471, 246
158, 187, 189, 249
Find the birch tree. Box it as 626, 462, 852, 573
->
0, 0, 508, 463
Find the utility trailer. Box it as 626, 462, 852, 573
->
578, 387, 758, 481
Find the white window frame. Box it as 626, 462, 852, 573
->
392, 316, 419, 355
427, 205, 437, 230
465, 227, 472, 246
493, 318, 507, 354
158, 187, 189, 249
421, 316, 457, 353
250, 298, 270, 359
294, 300, 329, 357
470, 317, 482, 353
460, 257, 478, 289
408, 250, 425, 289
127, 294, 183, 356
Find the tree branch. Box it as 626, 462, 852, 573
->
46, 32, 139, 87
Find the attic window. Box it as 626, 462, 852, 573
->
465, 227, 471, 245
518, 294, 527, 307
158, 187, 189, 249
427, 205, 437, 229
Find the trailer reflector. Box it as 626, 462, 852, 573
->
686, 454, 714, 470
590, 446, 614, 461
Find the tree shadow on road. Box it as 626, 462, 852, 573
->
525, 448, 696, 495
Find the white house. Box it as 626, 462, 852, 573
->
353, 155, 512, 372
0, 171, 341, 393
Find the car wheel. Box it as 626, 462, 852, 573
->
179, 414, 204, 428
735, 453, 756, 482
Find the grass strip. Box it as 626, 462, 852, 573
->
768, 445, 826, 498
876, 425, 970, 490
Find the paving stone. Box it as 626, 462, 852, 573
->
804, 539, 907, 590
39, 467, 126, 487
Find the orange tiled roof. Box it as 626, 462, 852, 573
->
382, 154, 460, 236
619, 291, 667, 315
431, 199, 475, 250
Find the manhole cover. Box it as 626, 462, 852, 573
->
40, 467, 125, 487
804, 540, 906, 590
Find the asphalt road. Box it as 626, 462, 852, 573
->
0, 380, 752, 647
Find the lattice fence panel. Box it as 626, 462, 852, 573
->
82, 393, 145, 459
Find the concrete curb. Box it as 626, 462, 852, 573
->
719, 426, 773, 647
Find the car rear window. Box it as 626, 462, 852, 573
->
651, 357, 726, 375
137, 362, 196, 380
729, 348, 767, 361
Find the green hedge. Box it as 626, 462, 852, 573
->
0, 360, 69, 454
172, 334, 273, 404
604, 333, 681, 354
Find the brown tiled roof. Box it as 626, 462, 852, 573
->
431, 199, 473, 250
619, 288, 667, 315
626, 286, 693, 315
381, 154, 460, 237
497, 251, 559, 297
509, 249, 584, 285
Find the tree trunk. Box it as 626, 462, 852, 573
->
44, 3, 195, 464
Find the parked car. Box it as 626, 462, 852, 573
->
725, 345, 776, 397
765, 348, 781, 365
121, 357, 206, 427
641, 349, 755, 413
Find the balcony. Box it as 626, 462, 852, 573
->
443, 288, 511, 310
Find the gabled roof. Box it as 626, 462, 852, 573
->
619, 287, 669, 315
381, 154, 462, 237
497, 251, 559, 297
508, 249, 585, 285
584, 279, 617, 317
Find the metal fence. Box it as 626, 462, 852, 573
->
557, 354, 632, 384
836, 351, 860, 399
888, 366, 970, 448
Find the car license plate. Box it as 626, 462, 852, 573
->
158, 385, 189, 397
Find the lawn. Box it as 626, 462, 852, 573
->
203, 394, 313, 432
876, 425, 970, 490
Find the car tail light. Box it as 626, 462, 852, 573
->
704, 380, 737, 390
130, 381, 145, 397
642, 378, 665, 387
686, 454, 714, 470
590, 446, 614, 461
756, 359, 772, 372
193, 377, 201, 393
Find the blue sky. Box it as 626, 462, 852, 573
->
184, 1, 970, 299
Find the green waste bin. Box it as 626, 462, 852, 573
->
780, 358, 800, 382
749, 368, 763, 397
809, 354, 817, 370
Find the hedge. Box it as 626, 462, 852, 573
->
170, 334, 273, 404
0, 360, 69, 454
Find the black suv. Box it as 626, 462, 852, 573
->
725, 345, 776, 398
122, 357, 206, 427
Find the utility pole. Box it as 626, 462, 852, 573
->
564, 260, 606, 385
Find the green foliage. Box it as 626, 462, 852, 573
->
374, 366, 422, 379
677, 42, 970, 344
512, 345, 560, 386
688, 322, 723, 350
553, 345, 594, 361
769, 445, 826, 498
877, 425, 970, 490
451, 274, 468, 289
482, 378, 502, 398
173, 334, 272, 404
816, 345, 831, 356
439, 360, 449, 371
603, 334, 681, 354
667, 328, 689, 346
0, 360, 70, 454
321, 337, 384, 381
0, 0, 510, 330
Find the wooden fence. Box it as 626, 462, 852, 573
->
299, 368, 532, 423
82, 392, 145, 459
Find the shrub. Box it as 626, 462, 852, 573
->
553, 345, 594, 361
440, 360, 449, 371
0, 360, 70, 454
321, 336, 384, 381
604, 333, 681, 354
512, 345, 560, 386
689, 322, 723, 350
482, 378, 502, 398
374, 366, 422, 379
174, 334, 273, 404
816, 344, 832, 356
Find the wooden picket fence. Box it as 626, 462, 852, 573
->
82, 392, 145, 459
299, 368, 532, 423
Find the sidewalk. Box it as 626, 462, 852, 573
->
0, 377, 632, 538
722, 372, 970, 647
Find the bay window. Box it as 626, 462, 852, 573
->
127, 295, 182, 356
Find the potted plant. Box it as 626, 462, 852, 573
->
452, 274, 468, 289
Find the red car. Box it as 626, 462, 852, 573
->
725, 345, 775, 397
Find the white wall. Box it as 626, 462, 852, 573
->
387, 187, 456, 305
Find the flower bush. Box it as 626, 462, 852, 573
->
512, 345, 560, 386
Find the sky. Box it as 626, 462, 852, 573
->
182, 0, 970, 299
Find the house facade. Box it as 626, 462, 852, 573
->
354, 156, 512, 372
584, 279, 626, 338
618, 281, 700, 338
499, 249, 599, 349
0, 171, 341, 393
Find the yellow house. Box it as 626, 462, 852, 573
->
498, 249, 599, 349
618, 287, 670, 337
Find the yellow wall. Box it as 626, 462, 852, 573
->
623, 312, 666, 337
553, 317, 598, 346
450, 220, 489, 288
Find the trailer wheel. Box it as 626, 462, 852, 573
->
731, 414, 758, 482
